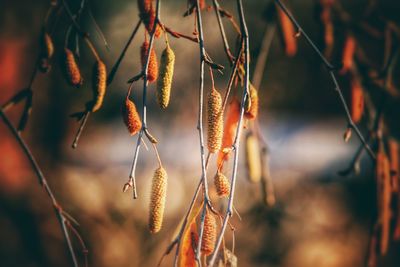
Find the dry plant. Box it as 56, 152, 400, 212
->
2, 0, 400, 267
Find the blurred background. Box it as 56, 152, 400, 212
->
1, 0, 400, 266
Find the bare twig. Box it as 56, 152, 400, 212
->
209, 0, 250, 265
212, 0, 235, 64
0, 109, 80, 267
274, 0, 375, 160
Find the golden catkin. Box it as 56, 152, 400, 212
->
122, 98, 142, 135
64, 48, 83, 87
245, 132, 262, 183
38, 31, 54, 73
207, 88, 223, 153
141, 41, 158, 83
214, 171, 230, 197
156, 45, 175, 109
350, 77, 364, 123
201, 210, 217, 256
244, 84, 259, 120
341, 35, 356, 74
149, 166, 168, 234
91, 60, 107, 112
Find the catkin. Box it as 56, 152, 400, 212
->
64, 48, 83, 87
376, 150, 391, 255
350, 77, 364, 123
201, 210, 217, 256
91, 60, 107, 112
341, 35, 356, 73
207, 88, 223, 153
138, 0, 161, 37
244, 84, 259, 120
141, 41, 158, 83
38, 31, 54, 73
276, 5, 297, 56
214, 171, 230, 197
389, 139, 399, 192
122, 98, 142, 135
149, 166, 168, 234
245, 132, 262, 183
156, 45, 175, 109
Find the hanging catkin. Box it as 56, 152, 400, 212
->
141, 41, 158, 83
138, 0, 161, 37
91, 60, 107, 112
149, 166, 168, 234
64, 48, 83, 87
388, 139, 399, 193
207, 87, 223, 153
157, 44, 175, 109
201, 209, 217, 256
122, 98, 142, 135
245, 132, 262, 183
214, 171, 230, 197
350, 76, 364, 123
276, 5, 297, 56
341, 35, 356, 74
38, 31, 54, 73
376, 149, 391, 255
244, 84, 259, 120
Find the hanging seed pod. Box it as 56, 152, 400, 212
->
91, 60, 107, 112
214, 171, 230, 197
122, 98, 142, 135
141, 41, 158, 83
138, 0, 161, 37
244, 84, 259, 120
276, 5, 297, 57
149, 166, 168, 234
217, 99, 240, 167
201, 209, 217, 256
63, 48, 83, 87
376, 149, 391, 255
341, 35, 356, 74
38, 31, 54, 73
207, 88, 223, 153
350, 76, 364, 123
245, 132, 262, 183
156, 44, 175, 109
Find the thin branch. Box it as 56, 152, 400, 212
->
0, 109, 79, 267
209, 0, 250, 265
212, 0, 235, 64
273, 0, 375, 160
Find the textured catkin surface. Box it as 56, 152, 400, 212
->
149, 166, 167, 234
244, 84, 258, 120
157, 45, 175, 109
141, 41, 158, 83
207, 88, 223, 153
64, 48, 83, 87
201, 210, 217, 255
91, 60, 107, 112
214, 171, 230, 197
122, 98, 142, 136
245, 132, 261, 183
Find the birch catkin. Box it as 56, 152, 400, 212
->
38, 31, 54, 73
214, 171, 230, 197
276, 5, 297, 56
91, 60, 107, 112
149, 166, 167, 234
157, 45, 175, 109
245, 132, 262, 183
141, 41, 158, 83
138, 0, 161, 37
201, 210, 217, 256
341, 35, 356, 74
64, 48, 83, 87
207, 88, 223, 153
122, 98, 142, 136
350, 76, 364, 123
244, 84, 259, 120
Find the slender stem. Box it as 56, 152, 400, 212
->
0, 109, 79, 267
71, 111, 91, 149
273, 0, 375, 160
212, 0, 235, 64
209, 0, 250, 265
